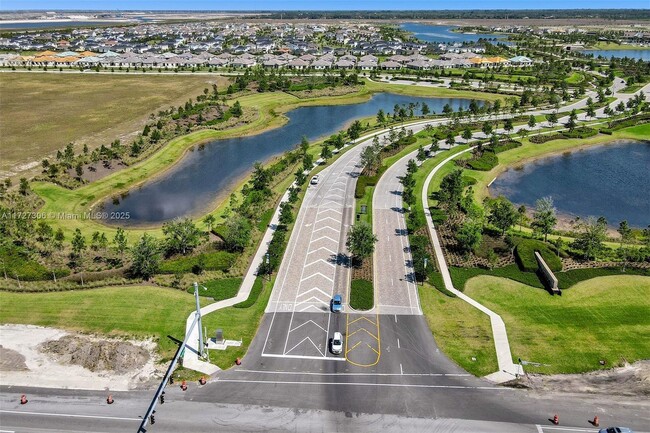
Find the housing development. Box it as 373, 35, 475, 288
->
0, 7, 649, 433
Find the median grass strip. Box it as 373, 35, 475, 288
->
0, 286, 204, 360
349, 279, 374, 310
465, 275, 650, 374
418, 284, 498, 376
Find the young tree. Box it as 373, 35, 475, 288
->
162, 218, 204, 255
438, 169, 464, 213
299, 136, 309, 154
19, 178, 29, 196
320, 144, 333, 161
421, 102, 430, 116
517, 205, 527, 232
71, 228, 86, 258
131, 233, 160, 280
279, 201, 294, 226
445, 131, 455, 147
376, 109, 386, 126
487, 196, 518, 236
347, 120, 363, 142
75, 163, 84, 179
250, 161, 271, 191
456, 218, 482, 254
503, 118, 514, 137
54, 228, 65, 249
230, 100, 243, 116
416, 145, 427, 162
617, 220, 633, 271
223, 214, 252, 252
346, 222, 378, 264
360, 144, 380, 173
481, 122, 493, 137
203, 214, 216, 233
527, 115, 536, 129
546, 112, 558, 127
461, 127, 473, 143
572, 216, 607, 261
113, 227, 128, 256
532, 196, 557, 242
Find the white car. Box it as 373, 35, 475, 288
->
310, 175, 320, 185
330, 332, 343, 355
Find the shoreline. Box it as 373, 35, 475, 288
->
68, 82, 494, 230
484, 137, 650, 231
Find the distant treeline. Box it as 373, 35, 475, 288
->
241, 9, 650, 20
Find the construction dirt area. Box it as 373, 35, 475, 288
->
0, 324, 162, 391
0, 323, 648, 396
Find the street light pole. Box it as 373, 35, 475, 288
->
193, 282, 204, 358
265, 253, 270, 281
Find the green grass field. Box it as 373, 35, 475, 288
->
0, 73, 228, 176
465, 275, 650, 374
0, 286, 204, 360
419, 285, 498, 376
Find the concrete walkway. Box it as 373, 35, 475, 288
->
183, 187, 291, 375
421, 147, 523, 384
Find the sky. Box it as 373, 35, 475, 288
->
1, 1, 648, 10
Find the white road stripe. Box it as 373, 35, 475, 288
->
236, 370, 470, 377
0, 410, 140, 422
215, 378, 508, 391
260, 353, 345, 361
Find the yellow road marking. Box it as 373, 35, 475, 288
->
347, 327, 378, 341
348, 316, 378, 326
366, 343, 380, 356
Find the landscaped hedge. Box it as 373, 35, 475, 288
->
493, 140, 522, 154
449, 264, 545, 291
429, 207, 448, 225
355, 166, 387, 198
530, 133, 565, 144
350, 279, 374, 310
234, 277, 264, 308
189, 277, 242, 301
556, 267, 650, 290
562, 127, 598, 139
159, 251, 236, 274
514, 239, 562, 273
467, 152, 498, 171
0, 244, 69, 281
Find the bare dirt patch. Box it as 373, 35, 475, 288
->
521, 360, 650, 397
0, 324, 162, 390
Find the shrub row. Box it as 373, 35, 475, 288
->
562, 127, 598, 139
355, 166, 387, 199
514, 238, 562, 273
466, 152, 498, 171
530, 133, 565, 144
159, 251, 236, 274
493, 140, 522, 154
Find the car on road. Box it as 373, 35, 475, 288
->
310, 175, 319, 185
331, 294, 343, 313
330, 332, 343, 355
599, 428, 634, 433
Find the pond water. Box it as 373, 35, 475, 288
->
104, 92, 479, 225
581, 50, 650, 62
489, 141, 650, 228
400, 23, 506, 44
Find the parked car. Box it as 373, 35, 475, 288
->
331, 294, 343, 313
330, 332, 343, 355
310, 175, 319, 185
599, 428, 634, 433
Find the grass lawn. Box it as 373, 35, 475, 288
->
349, 279, 374, 310
0, 73, 228, 176
202, 278, 272, 369
591, 42, 650, 50
188, 277, 242, 301
564, 72, 585, 85
0, 286, 204, 360
465, 275, 650, 374
419, 284, 498, 376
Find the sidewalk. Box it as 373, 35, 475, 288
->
421, 147, 523, 384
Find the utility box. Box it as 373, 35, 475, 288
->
215, 328, 224, 344
360, 205, 367, 214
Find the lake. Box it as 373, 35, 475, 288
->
104, 93, 479, 225
400, 23, 506, 44
489, 141, 650, 228
581, 50, 650, 62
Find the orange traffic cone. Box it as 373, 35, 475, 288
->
20, 394, 27, 405
106, 395, 114, 404
199, 376, 206, 385
553, 414, 559, 425
181, 380, 187, 391
592, 416, 599, 427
